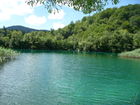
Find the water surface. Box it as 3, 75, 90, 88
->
0, 51, 140, 105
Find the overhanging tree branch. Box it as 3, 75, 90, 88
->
26, 0, 119, 13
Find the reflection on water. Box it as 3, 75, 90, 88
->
0, 51, 140, 105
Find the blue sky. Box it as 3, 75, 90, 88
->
0, 0, 140, 30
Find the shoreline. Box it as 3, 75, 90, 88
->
119, 49, 140, 59
0, 47, 18, 63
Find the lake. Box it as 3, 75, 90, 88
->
0, 51, 140, 105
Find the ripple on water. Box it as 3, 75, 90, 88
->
0, 52, 140, 105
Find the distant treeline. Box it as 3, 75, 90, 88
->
0, 4, 140, 52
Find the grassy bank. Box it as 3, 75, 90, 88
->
0, 47, 18, 63
119, 49, 140, 59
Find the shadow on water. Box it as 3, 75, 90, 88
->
0, 58, 17, 73
0, 62, 7, 72
0, 60, 14, 99
130, 93, 140, 105
0, 62, 6, 98
16, 49, 118, 57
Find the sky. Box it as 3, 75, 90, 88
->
0, 0, 140, 30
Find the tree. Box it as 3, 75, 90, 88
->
27, 0, 119, 13
0, 4, 139, 53
3, 26, 7, 36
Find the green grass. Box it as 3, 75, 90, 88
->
119, 49, 140, 59
0, 47, 18, 63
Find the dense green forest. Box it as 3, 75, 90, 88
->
0, 4, 140, 53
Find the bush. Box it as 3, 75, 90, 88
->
0, 47, 18, 63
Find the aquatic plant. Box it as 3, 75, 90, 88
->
119, 49, 140, 58
0, 47, 18, 63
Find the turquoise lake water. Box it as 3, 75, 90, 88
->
0, 51, 140, 105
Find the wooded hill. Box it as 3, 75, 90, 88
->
6, 25, 48, 33
0, 4, 140, 52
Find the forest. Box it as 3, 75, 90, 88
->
0, 4, 140, 53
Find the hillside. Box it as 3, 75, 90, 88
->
54, 4, 140, 52
0, 4, 140, 52
6, 25, 48, 33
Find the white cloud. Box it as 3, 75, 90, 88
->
52, 23, 65, 30
0, 0, 33, 21
0, 12, 10, 21
25, 15, 47, 25
48, 9, 65, 20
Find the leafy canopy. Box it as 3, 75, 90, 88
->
27, 0, 119, 13
1, 5, 139, 52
